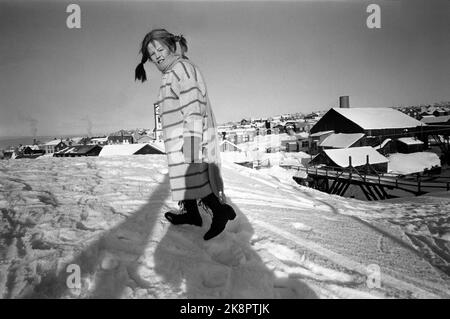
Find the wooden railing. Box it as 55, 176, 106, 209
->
280, 164, 450, 193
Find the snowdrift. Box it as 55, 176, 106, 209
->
0, 155, 449, 299
388, 152, 441, 175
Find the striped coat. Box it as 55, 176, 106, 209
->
156, 58, 224, 201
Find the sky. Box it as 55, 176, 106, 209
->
0, 0, 449, 137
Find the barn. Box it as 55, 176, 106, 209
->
310, 108, 425, 147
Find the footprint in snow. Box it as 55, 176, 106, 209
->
205, 236, 247, 267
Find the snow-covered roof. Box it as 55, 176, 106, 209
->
397, 137, 424, 145
420, 115, 450, 124
319, 133, 365, 148
220, 140, 245, 152
136, 135, 154, 143
323, 146, 388, 167
374, 138, 392, 150
20, 145, 40, 150
295, 132, 309, 139
99, 144, 158, 156
310, 130, 334, 137
44, 140, 64, 146
147, 141, 165, 153
91, 137, 108, 142
333, 108, 424, 130
69, 137, 84, 143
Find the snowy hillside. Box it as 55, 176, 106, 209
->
0, 155, 449, 299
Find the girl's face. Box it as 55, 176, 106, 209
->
147, 40, 173, 67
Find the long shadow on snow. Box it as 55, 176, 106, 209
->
22, 174, 170, 298
153, 199, 319, 299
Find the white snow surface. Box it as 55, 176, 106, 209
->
324, 147, 389, 167
388, 152, 441, 175
99, 144, 152, 156
221, 151, 311, 167
319, 133, 365, 148
0, 155, 449, 299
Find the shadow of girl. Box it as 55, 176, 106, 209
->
22, 174, 170, 299
152, 199, 319, 299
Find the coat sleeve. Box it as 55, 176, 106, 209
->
170, 63, 206, 163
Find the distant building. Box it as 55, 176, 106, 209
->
308, 130, 334, 155
311, 108, 424, 136
220, 140, 245, 152
99, 143, 164, 156
54, 145, 102, 157
433, 108, 448, 117
295, 132, 310, 153
310, 107, 425, 150
287, 121, 310, 133
68, 137, 85, 145
90, 137, 108, 146
280, 136, 298, 152
396, 137, 424, 154
154, 103, 163, 141
44, 139, 67, 154
304, 112, 319, 120
107, 135, 134, 145
420, 115, 450, 125
136, 135, 155, 144
219, 127, 257, 145
15, 145, 45, 159
272, 124, 286, 134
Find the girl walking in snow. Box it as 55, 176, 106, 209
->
135, 29, 236, 240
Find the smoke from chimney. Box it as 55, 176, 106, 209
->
81, 116, 93, 137
18, 113, 38, 137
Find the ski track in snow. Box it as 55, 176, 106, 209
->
0, 155, 449, 299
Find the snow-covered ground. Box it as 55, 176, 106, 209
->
0, 155, 449, 299
221, 151, 311, 168
388, 152, 441, 175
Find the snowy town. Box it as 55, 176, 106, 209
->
1, 0, 450, 303
2, 97, 450, 202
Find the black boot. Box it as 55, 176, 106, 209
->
164, 200, 202, 227
201, 193, 236, 240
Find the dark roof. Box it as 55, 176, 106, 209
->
55, 145, 101, 155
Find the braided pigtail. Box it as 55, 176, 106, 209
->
135, 51, 149, 82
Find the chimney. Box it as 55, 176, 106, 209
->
339, 96, 349, 108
